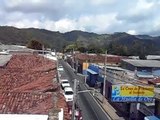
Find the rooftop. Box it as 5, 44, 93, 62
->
147, 55, 160, 60
75, 53, 124, 64
0, 55, 12, 67
122, 59, 160, 68
0, 45, 32, 51
0, 54, 68, 117
136, 71, 154, 79
0, 92, 53, 114
0, 114, 48, 120
0, 54, 56, 114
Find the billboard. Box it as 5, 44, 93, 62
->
111, 85, 154, 102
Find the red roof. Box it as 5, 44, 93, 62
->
148, 78, 160, 85
0, 54, 69, 118
0, 92, 52, 114
75, 53, 124, 64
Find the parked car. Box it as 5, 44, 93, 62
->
63, 87, 73, 102
58, 65, 64, 72
60, 79, 70, 89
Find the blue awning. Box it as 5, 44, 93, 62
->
86, 69, 98, 75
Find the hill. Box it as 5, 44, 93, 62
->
0, 26, 160, 55
0, 26, 67, 51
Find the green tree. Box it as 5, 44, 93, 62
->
27, 40, 43, 50
139, 53, 147, 59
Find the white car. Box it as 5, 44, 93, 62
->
58, 66, 64, 72
64, 87, 73, 102
61, 79, 70, 89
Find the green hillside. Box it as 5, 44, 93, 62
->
0, 26, 159, 55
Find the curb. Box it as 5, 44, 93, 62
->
79, 82, 112, 120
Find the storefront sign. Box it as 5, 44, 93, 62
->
112, 85, 154, 102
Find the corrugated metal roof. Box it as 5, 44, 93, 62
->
122, 59, 160, 67
0, 55, 12, 66
147, 55, 160, 60
0, 45, 30, 51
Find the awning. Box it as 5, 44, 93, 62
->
136, 71, 154, 78
86, 69, 98, 75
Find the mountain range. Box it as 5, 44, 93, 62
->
0, 26, 160, 55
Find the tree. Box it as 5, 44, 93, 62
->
77, 46, 87, 53
64, 44, 77, 52
27, 40, 43, 50
139, 53, 147, 59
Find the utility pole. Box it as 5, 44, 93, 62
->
72, 48, 75, 70
42, 45, 45, 70
102, 50, 107, 103
71, 79, 77, 120
84, 51, 88, 84
76, 60, 78, 74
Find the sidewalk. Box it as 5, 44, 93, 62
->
84, 83, 125, 120
94, 92, 125, 120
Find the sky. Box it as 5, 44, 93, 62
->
0, 0, 160, 36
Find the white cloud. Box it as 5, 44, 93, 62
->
127, 30, 137, 35
0, 0, 160, 35
136, 0, 154, 11
5, 0, 46, 7
77, 13, 119, 33
6, 19, 41, 28
89, 0, 116, 5
5, 13, 119, 33
54, 19, 77, 32
127, 0, 154, 18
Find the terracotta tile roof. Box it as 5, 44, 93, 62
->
0, 54, 68, 117
0, 92, 52, 114
6, 54, 55, 71
0, 70, 57, 92
75, 53, 124, 64
57, 94, 71, 120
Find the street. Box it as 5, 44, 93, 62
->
59, 60, 110, 120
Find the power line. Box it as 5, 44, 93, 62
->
100, 68, 155, 93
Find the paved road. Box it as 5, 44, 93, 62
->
59, 60, 110, 120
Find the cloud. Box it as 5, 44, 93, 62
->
127, 30, 137, 35
89, 0, 116, 5
0, 0, 160, 35
77, 13, 119, 33
5, 13, 119, 33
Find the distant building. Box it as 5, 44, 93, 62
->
147, 55, 160, 61
71, 53, 125, 73
121, 59, 160, 78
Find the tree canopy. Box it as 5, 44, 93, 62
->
27, 40, 43, 50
